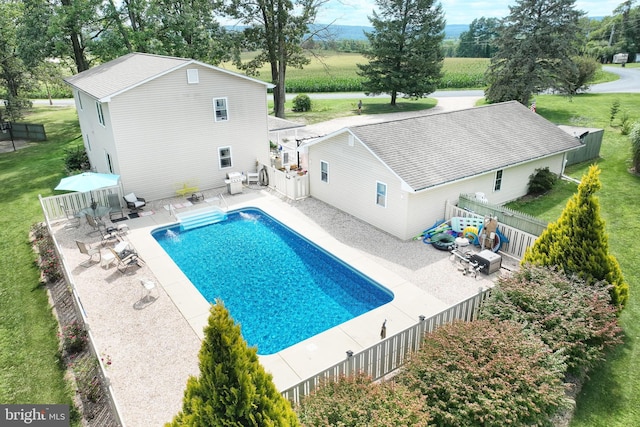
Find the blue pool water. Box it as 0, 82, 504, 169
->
151, 208, 393, 355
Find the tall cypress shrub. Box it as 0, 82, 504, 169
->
522, 165, 629, 308
169, 299, 299, 426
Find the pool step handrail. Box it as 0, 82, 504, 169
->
176, 206, 228, 231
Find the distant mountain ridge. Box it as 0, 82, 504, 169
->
311, 23, 469, 40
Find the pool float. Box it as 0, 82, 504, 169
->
473, 226, 509, 252
462, 226, 478, 243
430, 232, 457, 251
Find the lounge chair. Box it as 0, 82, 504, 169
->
123, 192, 146, 212
110, 245, 144, 274
76, 240, 101, 267
107, 193, 125, 220
97, 224, 121, 246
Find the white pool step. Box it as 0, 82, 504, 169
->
176, 207, 228, 231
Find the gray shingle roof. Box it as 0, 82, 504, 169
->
348, 101, 583, 191
64, 52, 271, 101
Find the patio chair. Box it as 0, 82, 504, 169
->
123, 192, 146, 212
97, 224, 121, 246
107, 193, 125, 220
85, 213, 105, 232
76, 240, 101, 267
110, 245, 145, 274
60, 204, 80, 229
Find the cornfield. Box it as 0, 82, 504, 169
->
224, 53, 490, 92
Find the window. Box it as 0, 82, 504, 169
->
320, 161, 329, 182
219, 146, 232, 169
187, 69, 199, 84
85, 134, 91, 152
213, 98, 228, 122
96, 102, 105, 126
78, 93, 83, 110
494, 169, 503, 191
376, 182, 387, 207
105, 151, 114, 173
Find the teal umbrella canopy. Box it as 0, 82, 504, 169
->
55, 172, 120, 203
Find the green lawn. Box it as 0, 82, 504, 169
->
505, 93, 640, 427
0, 107, 80, 418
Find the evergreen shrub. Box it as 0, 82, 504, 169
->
528, 167, 558, 195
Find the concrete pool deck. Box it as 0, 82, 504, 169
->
52, 186, 504, 426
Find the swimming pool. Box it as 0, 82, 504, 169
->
151, 208, 394, 355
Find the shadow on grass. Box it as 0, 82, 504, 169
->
571, 329, 634, 425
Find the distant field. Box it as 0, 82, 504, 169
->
223, 53, 490, 92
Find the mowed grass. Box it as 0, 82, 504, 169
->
0, 107, 80, 419
505, 93, 640, 427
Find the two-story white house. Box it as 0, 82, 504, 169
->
64, 52, 273, 201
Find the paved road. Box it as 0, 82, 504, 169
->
30, 65, 640, 107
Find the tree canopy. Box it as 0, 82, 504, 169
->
169, 299, 299, 426
456, 17, 499, 58
522, 165, 629, 308
357, 0, 445, 106
485, 0, 584, 106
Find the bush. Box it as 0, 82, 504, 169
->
296, 373, 430, 426
63, 146, 90, 174
292, 94, 312, 112
528, 167, 558, 195
60, 321, 88, 354
480, 265, 623, 376
630, 122, 640, 173
396, 320, 566, 427
31, 222, 62, 283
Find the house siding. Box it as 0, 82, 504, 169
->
308, 133, 409, 238
308, 131, 569, 240
98, 64, 269, 200
403, 154, 567, 240
74, 90, 118, 174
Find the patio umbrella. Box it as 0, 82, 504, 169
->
55, 172, 120, 205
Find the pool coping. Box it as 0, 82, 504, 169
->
126, 191, 452, 391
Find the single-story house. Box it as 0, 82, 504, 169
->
64, 52, 273, 201
301, 101, 584, 240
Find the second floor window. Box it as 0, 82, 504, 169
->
96, 102, 105, 126
214, 98, 228, 122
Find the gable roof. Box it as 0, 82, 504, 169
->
64, 52, 273, 102
307, 101, 583, 192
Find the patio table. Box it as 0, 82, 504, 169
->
78, 206, 112, 222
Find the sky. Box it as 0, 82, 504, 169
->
315, 0, 621, 26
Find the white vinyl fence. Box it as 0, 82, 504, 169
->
259, 164, 309, 200
445, 200, 538, 260
281, 290, 491, 404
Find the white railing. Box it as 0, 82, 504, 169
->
281, 290, 491, 404
41, 185, 122, 221
445, 200, 538, 260
38, 195, 125, 426
261, 164, 309, 200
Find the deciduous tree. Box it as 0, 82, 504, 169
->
456, 17, 499, 58
224, 0, 323, 118
357, 0, 445, 106
169, 299, 299, 426
485, 0, 584, 105
522, 165, 629, 308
